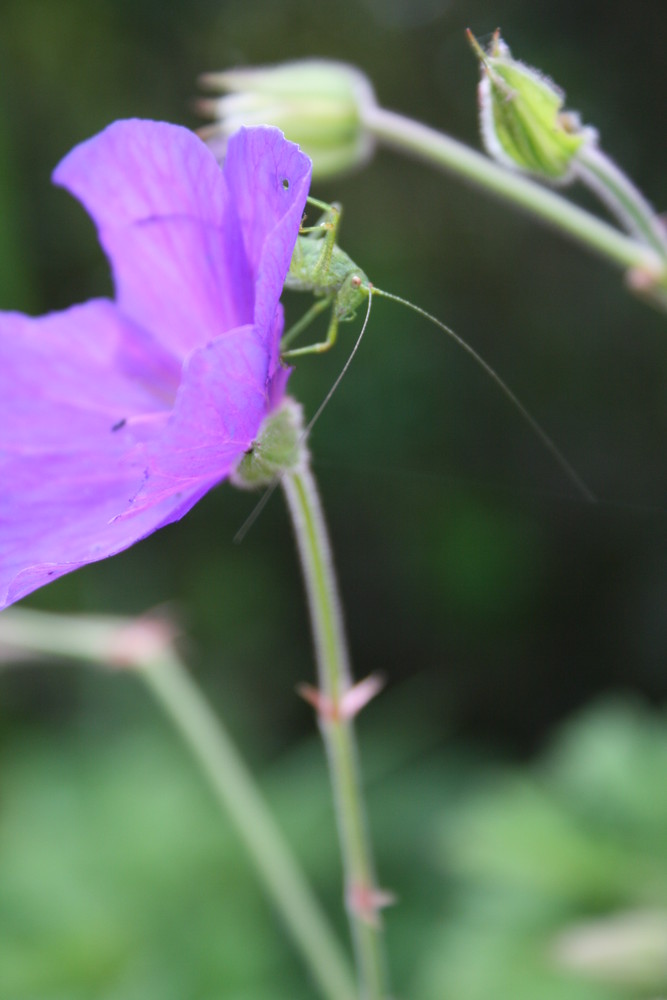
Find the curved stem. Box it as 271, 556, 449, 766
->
362, 104, 664, 279
140, 652, 357, 1000
282, 466, 389, 1000
573, 144, 667, 257
0, 608, 356, 1000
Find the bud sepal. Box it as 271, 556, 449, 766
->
231, 397, 307, 490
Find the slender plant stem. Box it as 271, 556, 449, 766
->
362, 104, 665, 280
281, 466, 388, 1000
573, 144, 667, 257
0, 608, 356, 1000
139, 653, 356, 1000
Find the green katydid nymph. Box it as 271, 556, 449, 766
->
279, 196, 595, 503
281, 198, 372, 358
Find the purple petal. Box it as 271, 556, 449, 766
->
101, 216, 254, 360
54, 121, 248, 361
0, 303, 204, 608
54, 122, 312, 363
53, 120, 229, 232
0, 451, 211, 609
0, 301, 175, 449
125, 326, 269, 513
224, 127, 315, 344
0, 123, 312, 609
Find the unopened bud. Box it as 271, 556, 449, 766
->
468, 29, 596, 182
198, 59, 376, 180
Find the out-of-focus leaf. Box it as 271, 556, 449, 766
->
414, 701, 667, 1000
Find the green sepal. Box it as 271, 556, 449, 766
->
231, 397, 306, 490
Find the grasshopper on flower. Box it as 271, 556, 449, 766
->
279, 196, 594, 503
281, 198, 372, 358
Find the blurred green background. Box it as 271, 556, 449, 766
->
1, 0, 667, 997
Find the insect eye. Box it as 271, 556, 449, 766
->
351, 275, 362, 288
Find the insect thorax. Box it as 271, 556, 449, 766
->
286, 237, 369, 296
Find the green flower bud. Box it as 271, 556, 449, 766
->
468, 29, 596, 182
231, 398, 307, 490
198, 59, 376, 180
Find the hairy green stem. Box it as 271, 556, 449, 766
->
362, 104, 665, 280
281, 467, 389, 1000
0, 608, 356, 1000
573, 144, 667, 258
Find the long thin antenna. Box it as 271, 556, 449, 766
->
233, 292, 374, 543
301, 289, 373, 442
373, 287, 596, 503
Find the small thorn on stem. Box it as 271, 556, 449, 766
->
297, 673, 385, 722
341, 672, 385, 718
347, 881, 397, 927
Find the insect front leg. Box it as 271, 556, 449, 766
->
281, 297, 341, 358
280, 295, 333, 353
302, 197, 342, 237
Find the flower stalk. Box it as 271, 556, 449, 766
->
572, 143, 667, 258
360, 104, 665, 283
234, 398, 389, 997
138, 647, 357, 1000
281, 464, 389, 1000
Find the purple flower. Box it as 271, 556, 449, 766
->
0, 120, 312, 609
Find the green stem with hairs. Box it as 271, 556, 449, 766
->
362, 104, 665, 282
139, 652, 357, 1000
281, 465, 389, 1000
573, 143, 667, 258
